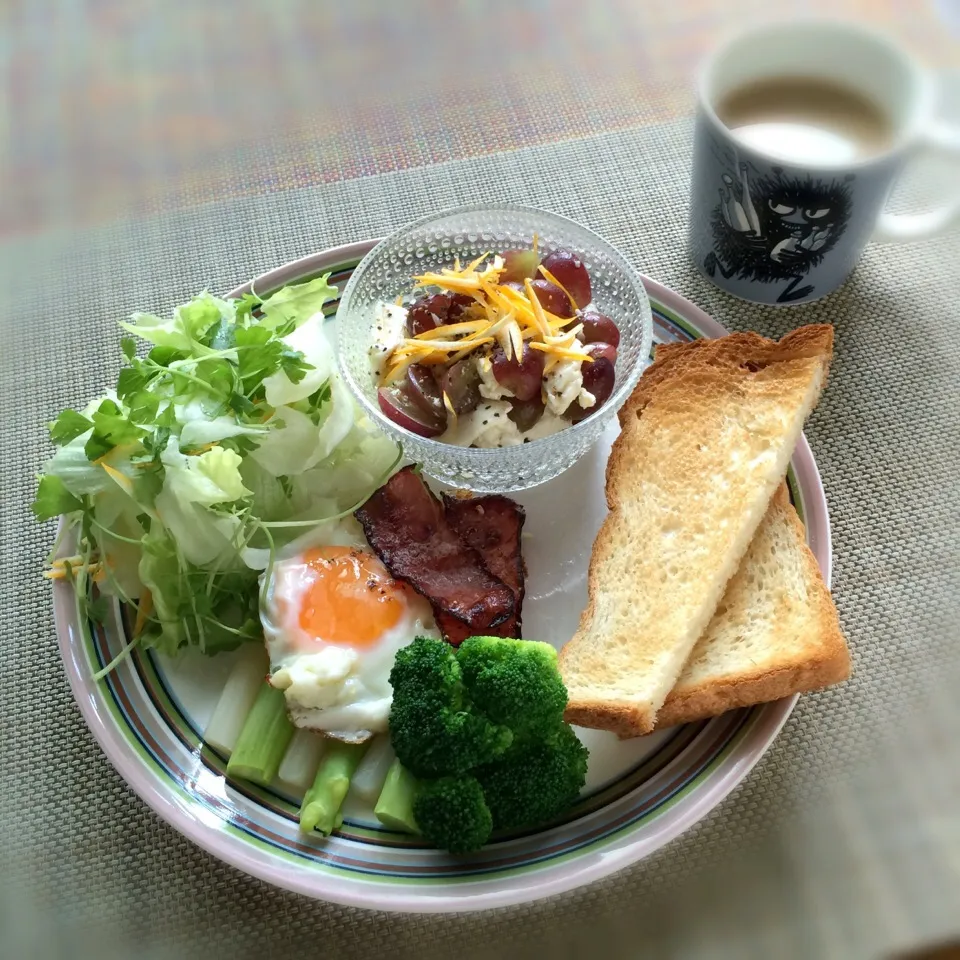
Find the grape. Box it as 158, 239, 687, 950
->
508, 396, 545, 432
406, 293, 473, 336
407, 295, 446, 336
447, 293, 474, 319
541, 249, 591, 308
406, 363, 445, 419
583, 342, 617, 366
570, 357, 615, 423
378, 384, 446, 437
579, 311, 621, 347
500, 280, 525, 294
529, 278, 574, 318
500, 249, 539, 283
490, 344, 544, 402
582, 356, 616, 406
440, 359, 481, 415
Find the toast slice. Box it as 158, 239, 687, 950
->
559, 326, 834, 737
652, 484, 850, 729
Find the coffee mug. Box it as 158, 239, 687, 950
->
689, 19, 960, 305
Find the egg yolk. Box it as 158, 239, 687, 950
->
296, 546, 407, 649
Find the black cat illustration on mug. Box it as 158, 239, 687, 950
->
689, 22, 959, 305
703, 163, 854, 303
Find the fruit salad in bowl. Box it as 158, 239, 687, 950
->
337, 204, 653, 493
369, 245, 626, 447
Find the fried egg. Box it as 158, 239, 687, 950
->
261, 522, 437, 740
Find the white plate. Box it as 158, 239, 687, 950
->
55, 240, 830, 912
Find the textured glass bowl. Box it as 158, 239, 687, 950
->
336, 204, 653, 493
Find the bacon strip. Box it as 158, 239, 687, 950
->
442, 494, 525, 639
432, 611, 478, 647
354, 466, 515, 640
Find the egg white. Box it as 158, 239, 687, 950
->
260, 517, 438, 741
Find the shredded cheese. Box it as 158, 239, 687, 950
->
464, 251, 490, 273
399, 253, 593, 371
442, 390, 458, 431
529, 342, 595, 362
537, 263, 577, 309
523, 278, 552, 339
413, 318, 488, 340
448, 337, 495, 364
413, 273, 482, 294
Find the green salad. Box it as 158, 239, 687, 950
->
34, 276, 400, 676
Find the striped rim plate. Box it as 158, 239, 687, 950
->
54, 239, 831, 912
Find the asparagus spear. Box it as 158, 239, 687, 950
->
226, 682, 295, 785
276, 728, 326, 796
374, 758, 420, 833
300, 740, 369, 835
204, 647, 269, 757
348, 736, 396, 802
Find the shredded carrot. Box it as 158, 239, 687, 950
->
43, 560, 102, 581
133, 590, 153, 638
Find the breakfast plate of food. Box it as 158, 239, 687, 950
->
38, 205, 849, 912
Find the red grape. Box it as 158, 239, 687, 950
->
407, 295, 446, 336
570, 357, 615, 422
406, 363, 445, 419
541, 249, 591, 308
447, 293, 474, 319
508, 395, 545, 432
500, 249, 539, 283
583, 342, 617, 366
406, 293, 473, 336
579, 311, 621, 347
490, 344, 545, 402
378, 384, 446, 437
440, 359, 481, 415
529, 278, 574, 318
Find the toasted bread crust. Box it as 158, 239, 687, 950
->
606, 327, 834, 523
651, 486, 850, 730
560, 326, 835, 737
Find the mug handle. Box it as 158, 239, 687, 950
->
873, 122, 960, 242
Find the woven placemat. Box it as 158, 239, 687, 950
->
6, 0, 957, 236
2, 118, 958, 960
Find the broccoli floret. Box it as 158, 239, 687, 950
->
413, 775, 492, 854
388, 637, 513, 778
386, 635, 591, 852
476, 723, 589, 832
457, 636, 568, 740
389, 632, 463, 703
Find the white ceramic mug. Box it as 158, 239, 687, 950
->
689, 19, 960, 304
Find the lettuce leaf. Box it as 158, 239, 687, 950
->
37, 275, 400, 670
120, 292, 234, 352
257, 275, 337, 331
262, 312, 335, 407
161, 441, 252, 507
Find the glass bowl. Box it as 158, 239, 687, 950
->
336, 203, 653, 493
